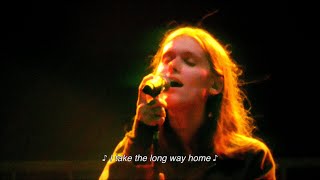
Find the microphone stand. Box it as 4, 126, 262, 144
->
152, 126, 160, 179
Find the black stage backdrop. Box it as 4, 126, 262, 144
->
0, 0, 316, 164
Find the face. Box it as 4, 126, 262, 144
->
157, 35, 214, 109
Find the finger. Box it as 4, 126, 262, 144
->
138, 74, 154, 90
156, 96, 167, 108
137, 103, 166, 126
148, 117, 165, 126
152, 107, 166, 117
147, 97, 166, 107
157, 117, 166, 126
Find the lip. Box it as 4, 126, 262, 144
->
167, 76, 183, 87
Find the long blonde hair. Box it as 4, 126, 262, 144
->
151, 26, 267, 157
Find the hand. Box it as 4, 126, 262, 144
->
135, 74, 167, 126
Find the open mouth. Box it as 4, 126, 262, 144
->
170, 80, 183, 87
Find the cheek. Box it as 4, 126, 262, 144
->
188, 69, 212, 87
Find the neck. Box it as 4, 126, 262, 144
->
167, 101, 206, 152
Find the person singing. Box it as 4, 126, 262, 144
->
100, 25, 276, 180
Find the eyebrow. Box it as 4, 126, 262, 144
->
182, 51, 198, 58
163, 50, 201, 59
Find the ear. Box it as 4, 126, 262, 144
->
209, 75, 224, 95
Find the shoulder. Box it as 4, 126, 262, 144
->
243, 143, 276, 180
224, 135, 277, 179
231, 134, 274, 156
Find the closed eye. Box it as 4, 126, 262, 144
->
183, 57, 195, 66
181, 52, 196, 66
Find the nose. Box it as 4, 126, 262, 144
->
168, 58, 180, 74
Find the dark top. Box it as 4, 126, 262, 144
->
100, 121, 276, 180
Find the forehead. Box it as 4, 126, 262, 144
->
162, 35, 205, 56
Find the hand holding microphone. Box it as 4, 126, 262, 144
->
136, 74, 168, 127
134, 74, 169, 167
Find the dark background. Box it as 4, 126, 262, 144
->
0, 0, 316, 164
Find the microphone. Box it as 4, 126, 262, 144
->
142, 75, 170, 97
